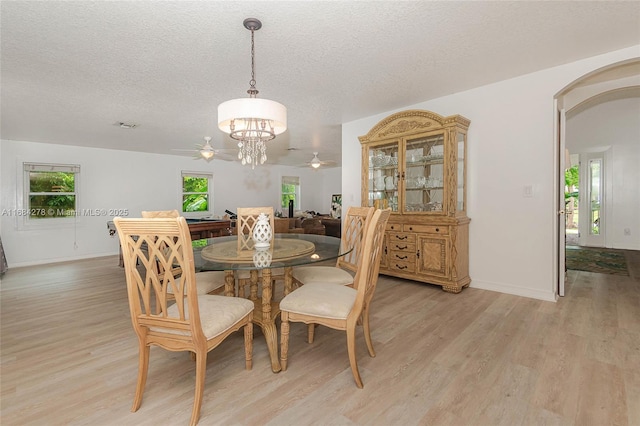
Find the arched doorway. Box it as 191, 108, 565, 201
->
554, 59, 640, 296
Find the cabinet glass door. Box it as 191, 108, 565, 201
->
457, 132, 466, 212
367, 142, 399, 212
404, 134, 445, 213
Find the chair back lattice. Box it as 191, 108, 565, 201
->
140, 210, 184, 288
236, 207, 275, 252
351, 209, 391, 315
336, 206, 374, 273
114, 217, 206, 346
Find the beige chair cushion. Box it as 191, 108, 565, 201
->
292, 266, 354, 286
195, 271, 226, 293
167, 271, 225, 295
279, 283, 356, 320
158, 295, 254, 339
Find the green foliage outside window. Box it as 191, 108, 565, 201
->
281, 183, 297, 209
564, 165, 579, 205
182, 176, 209, 212
29, 171, 76, 218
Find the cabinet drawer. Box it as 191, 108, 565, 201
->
388, 232, 416, 243
389, 260, 415, 273
403, 224, 448, 235
386, 223, 402, 232
388, 242, 416, 252
389, 251, 416, 262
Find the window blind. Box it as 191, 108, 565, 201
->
282, 176, 299, 185
24, 163, 80, 173
182, 171, 213, 179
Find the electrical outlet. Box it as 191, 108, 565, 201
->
624, 228, 631, 236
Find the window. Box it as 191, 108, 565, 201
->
181, 171, 212, 215
281, 176, 300, 212
24, 163, 79, 219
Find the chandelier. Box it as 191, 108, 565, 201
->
218, 18, 287, 168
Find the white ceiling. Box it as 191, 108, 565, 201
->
2, 1, 639, 167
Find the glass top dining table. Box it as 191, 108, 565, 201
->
193, 233, 347, 271
192, 233, 350, 372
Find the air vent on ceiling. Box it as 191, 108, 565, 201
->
114, 121, 138, 129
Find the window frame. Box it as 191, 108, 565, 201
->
180, 171, 213, 218
17, 162, 80, 229
281, 176, 300, 213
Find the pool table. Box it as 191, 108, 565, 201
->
108, 218, 231, 266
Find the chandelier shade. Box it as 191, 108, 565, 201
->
217, 18, 286, 168
217, 98, 287, 137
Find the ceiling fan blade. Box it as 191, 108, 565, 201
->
172, 136, 239, 162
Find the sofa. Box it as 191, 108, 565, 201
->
274, 217, 304, 234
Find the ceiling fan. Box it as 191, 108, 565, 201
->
302, 152, 336, 169
171, 137, 235, 162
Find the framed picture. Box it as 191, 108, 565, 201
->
331, 194, 342, 218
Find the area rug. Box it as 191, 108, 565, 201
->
565, 246, 629, 276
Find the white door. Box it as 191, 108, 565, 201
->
581, 152, 606, 247
557, 108, 567, 297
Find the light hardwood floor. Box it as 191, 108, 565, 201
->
1, 252, 639, 426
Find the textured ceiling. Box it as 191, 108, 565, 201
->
2, 1, 639, 167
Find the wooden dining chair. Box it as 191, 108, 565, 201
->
290, 206, 374, 342
114, 216, 254, 426
235, 207, 284, 299
141, 210, 227, 297
279, 208, 391, 388
236, 207, 275, 251
291, 206, 374, 288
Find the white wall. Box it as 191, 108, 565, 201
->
319, 167, 342, 215
342, 45, 640, 302
566, 96, 640, 250
0, 140, 340, 266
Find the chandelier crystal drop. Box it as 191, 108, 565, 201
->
218, 18, 286, 169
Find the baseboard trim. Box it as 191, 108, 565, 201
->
7, 252, 119, 269
470, 279, 557, 302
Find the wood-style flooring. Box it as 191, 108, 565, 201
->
1, 251, 639, 426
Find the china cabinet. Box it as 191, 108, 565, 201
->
359, 110, 470, 293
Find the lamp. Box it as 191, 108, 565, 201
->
310, 152, 321, 169
199, 136, 215, 161
218, 18, 287, 169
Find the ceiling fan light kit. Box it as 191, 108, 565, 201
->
310, 152, 321, 168
199, 136, 215, 161
217, 18, 287, 169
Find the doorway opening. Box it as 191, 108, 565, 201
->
564, 160, 579, 246
554, 57, 639, 297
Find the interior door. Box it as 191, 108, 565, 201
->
557, 107, 567, 297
